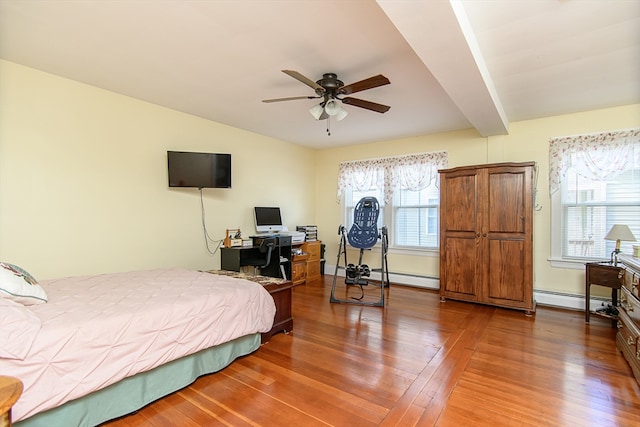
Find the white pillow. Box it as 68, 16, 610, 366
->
0, 297, 42, 359
0, 262, 47, 305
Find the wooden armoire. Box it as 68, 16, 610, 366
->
438, 162, 535, 314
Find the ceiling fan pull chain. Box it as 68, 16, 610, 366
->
326, 116, 331, 136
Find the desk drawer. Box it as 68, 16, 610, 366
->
303, 241, 321, 261
307, 261, 321, 279
588, 264, 624, 287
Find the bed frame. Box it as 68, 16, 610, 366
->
14, 270, 291, 427
15, 333, 260, 427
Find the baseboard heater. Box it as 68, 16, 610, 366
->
327, 264, 610, 312
330, 264, 439, 290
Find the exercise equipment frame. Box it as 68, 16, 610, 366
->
330, 224, 389, 307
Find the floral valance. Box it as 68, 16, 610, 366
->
549, 129, 640, 194
336, 151, 448, 204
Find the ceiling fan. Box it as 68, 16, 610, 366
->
262, 70, 390, 121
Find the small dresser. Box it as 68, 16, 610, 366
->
205, 270, 293, 343
616, 254, 640, 385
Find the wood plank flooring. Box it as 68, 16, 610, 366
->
105, 276, 640, 426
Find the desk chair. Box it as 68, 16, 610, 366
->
244, 237, 277, 276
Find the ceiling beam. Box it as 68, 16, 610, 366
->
377, 0, 509, 136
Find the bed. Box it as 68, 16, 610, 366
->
0, 267, 276, 426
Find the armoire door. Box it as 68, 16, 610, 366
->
482, 165, 534, 310
439, 167, 482, 302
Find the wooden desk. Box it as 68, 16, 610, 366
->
220, 235, 292, 279
585, 261, 624, 325
0, 376, 22, 427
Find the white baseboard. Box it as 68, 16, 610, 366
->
533, 289, 611, 312
325, 263, 439, 290
323, 264, 610, 312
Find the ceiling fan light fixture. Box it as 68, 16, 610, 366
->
269, 71, 390, 129
324, 99, 342, 116
309, 103, 324, 120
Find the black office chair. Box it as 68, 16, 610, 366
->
245, 237, 277, 276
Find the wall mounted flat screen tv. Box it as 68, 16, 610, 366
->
168, 151, 231, 189
254, 207, 283, 233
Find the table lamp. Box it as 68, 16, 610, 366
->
605, 224, 637, 264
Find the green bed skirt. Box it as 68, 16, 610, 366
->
16, 333, 261, 427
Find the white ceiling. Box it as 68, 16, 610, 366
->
1, 0, 638, 149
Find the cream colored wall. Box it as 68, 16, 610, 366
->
314, 104, 640, 296
2, 59, 638, 296
0, 60, 317, 280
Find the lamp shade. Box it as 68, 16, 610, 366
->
335, 108, 348, 121
324, 99, 342, 116
605, 224, 637, 255
309, 103, 324, 120
604, 224, 637, 242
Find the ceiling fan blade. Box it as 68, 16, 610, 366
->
342, 97, 390, 113
262, 96, 316, 103
339, 74, 390, 95
282, 70, 324, 93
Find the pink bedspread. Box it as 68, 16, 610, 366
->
0, 269, 276, 422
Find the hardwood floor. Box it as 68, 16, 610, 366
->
105, 276, 640, 426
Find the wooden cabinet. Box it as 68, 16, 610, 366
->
291, 252, 309, 285
302, 240, 322, 283
439, 162, 535, 314
260, 280, 294, 343
204, 270, 293, 343
290, 241, 321, 285
617, 254, 640, 385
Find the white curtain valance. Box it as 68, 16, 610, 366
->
548, 129, 640, 194
336, 151, 448, 204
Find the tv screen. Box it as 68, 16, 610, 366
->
167, 151, 231, 188
254, 207, 283, 233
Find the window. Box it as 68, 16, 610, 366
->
337, 152, 447, 250
549, 129, 640, 266
394, 185, 440, 247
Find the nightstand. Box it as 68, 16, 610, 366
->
585, 261, 624, 325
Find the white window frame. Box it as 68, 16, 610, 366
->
391, 184, 441, 249
548, 129, 640, 270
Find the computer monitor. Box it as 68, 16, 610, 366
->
254, 207, 284, 234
